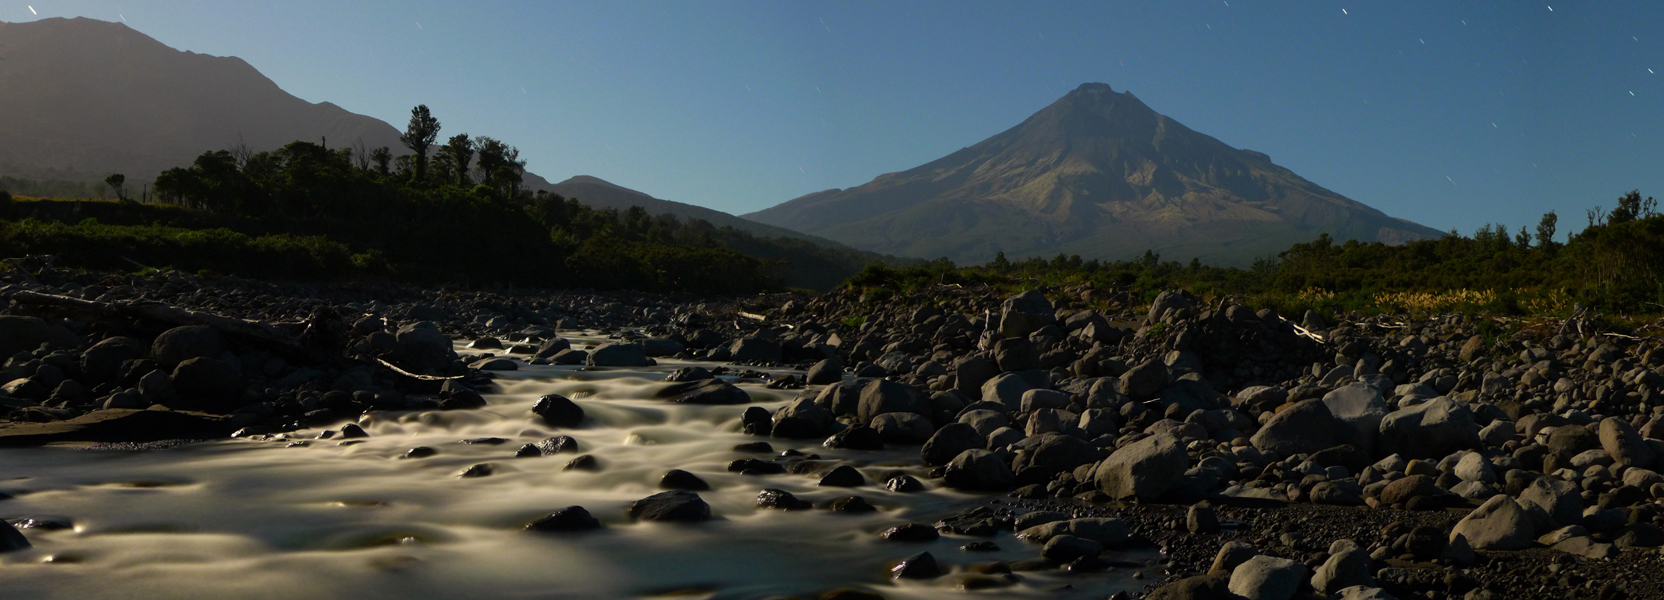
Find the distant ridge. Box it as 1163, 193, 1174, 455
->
745, 82, 1444, 266
543, 175, 855, 246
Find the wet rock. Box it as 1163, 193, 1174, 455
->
470, 357, 517, 371
531, 394, 585, 427
891, 551, 940, 579
1209, 541, 1259, 575
884, 474, 925, 492
856, 379, 928, 423
563, 454, 599, 471
657, 378, 750, 405
881, 523, 939, 542
639, 338, 683, 357
871, 412, 934, 444
0, 520, 29, 552
457, 463, 494, 478
664, 366, 714, 382
943, 448, 1015, 491
403, 446, 437, 459
627, 490, 712, 522
1040, 534, 1102, 563
525, 506, 601, 532
586, 343, 649, 367
1147, 573, 1234, 600
1229, 555, 1306, 600
1094, 433, 1188, 500
824, 426, 883, 451
1450, 495, 1533, 550
394, 322, 453, 371
170, 357, 242, 409
772, 397, 834, 438
828, 496, 876, 513
535, 435, 580, 455
756, 488, 811, 510
660, 469, 710, 491
819, 464, 866, 487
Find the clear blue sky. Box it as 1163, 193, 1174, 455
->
5, 1, 1661, 236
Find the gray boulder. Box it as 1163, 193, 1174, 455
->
1011, 433, 1104, 476
1094, 433, 1188, 500
0, 315, 80, 359
1311, 542, 1375, 595
657, 378, 751, 405
1377, 397, 1481, 460
79, 337, 147, 383
1229, 555, 1306, 600
1598, 417, 1656, 468
1120, 359, 1170, 399
152, 325, 223, 369
1450, 495, 1534, 550
999, 290, 1054, 338
1250, 399, 1339, 457
1322, 383, 1388, 454
394, 322, 453, 371
806, 358, 842, 385
626, 490, 711, 522
856, 379, 928, 423
871, 412, 935, 444
728, 337, 783, 363
921, 423, 984, 466
1519, 476, 1583, 531
814, 379, 870, 417
980, 373, 1035, 409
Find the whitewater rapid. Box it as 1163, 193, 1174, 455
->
0, 336, 1159, 599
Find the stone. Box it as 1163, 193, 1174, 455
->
657, 378, 751, 405
665, 366, 714, 382
999, 290, 1054, 338
1040, 534, 1103, 563
921, 423, 984, 466
1094, 433, 1188, 501
943, 449, 1015, 491
979, 373, 1035, 409
891, 552, 940, 580
394, 322, 452, 371
1120, 359, 1170, 399
79, 337, 147, 383
0, 520, 30, 552
1378, 474, 1440, 505
659, 469, 709, 491
1250, 399, 1340, 457
1377, 397, 1481, 460
586, 343, 649, 367
626, 490, 711, 522
818, 465, 865, 487
1454, 452, 1497, 483
1321, 383, 1388, 454
1148, 574, 1236, 600
856, 379, 928, 423
0, 315, 80, 359
1229, 555, 1306, 600
1011, 433, 1103, 476
526, 506, 601, 532
1209, 541, 1258, 575
1450, 495, 1534, 550
728, 337, 783, 363
1311, 543, 1375, 595
169, 357, 242, 409
807, 358, 843, 385
532, 394, 584, 427
1518, 476, 1583, 531
1599, 417, 1656, 468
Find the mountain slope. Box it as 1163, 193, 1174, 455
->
745, 82, 1443, 266
544, 175, 848, 245
0, 17, 409, 181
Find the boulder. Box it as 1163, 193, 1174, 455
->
152, 325, 223, 368
170, 357, 243, 410
1250, 399, 1340, 457
1229, 555, 1306, 600
79, 337, 147, 383
1311, 542, 1375, 595
856, 379, 928, 423
1519, 476, 1583, 531
921, 423, 983, 468
728, 337, 783, 363
1321, 383, 1388, 454
871, 412, 935, 444
0, 316, 80, 360
657, 378, 751, 405
1377, 397, 1481, 460
1598, 417, 1656, 468
394, 322, 452, 371
943, 449, 1015, 490
586, 343, 649, 367
1094, 433, 1188, 500
979, 373, 1035, 409
1120, 359, 1170, 399
626, 490, 711, 522
806, 358, 843, 385
525, 506, 601, 532
999, 290, 1054, 338
1011, 433, 1104, 476
1450, 495, 1534, 550
532, 394, 584, 427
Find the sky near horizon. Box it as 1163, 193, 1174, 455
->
3, 1, 1661, 239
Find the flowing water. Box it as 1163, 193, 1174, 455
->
0, 336, 1158, 599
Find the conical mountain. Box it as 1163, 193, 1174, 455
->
745, 82, 1442, 266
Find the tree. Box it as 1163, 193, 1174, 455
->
370, 147, 392, 175
474, 136, 526, 195
104, 173, 126, 201
439, 134, 475, 187
399, 105, 441, 183
1608, 190, 1656, 225
1535, 211, 1558, 250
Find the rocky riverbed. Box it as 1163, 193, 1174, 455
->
0, 269, 1662, 599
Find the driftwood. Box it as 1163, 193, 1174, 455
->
1287, 320, 1326, 343
366, 356, 465, 381
737, 311, 768, 322
8, 291, 305, 354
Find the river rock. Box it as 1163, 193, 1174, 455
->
1377, 397, 1480, 460
79, 337, 147, 383
659, 469, 709, 491
1094, 433, 1188, 501
856, 379, 928, 423
871, 412, 934, 444
1148, 574, 1234, 600
1378, 474, 1440, 505
1229, 555, 1306, 600
170, 357, 242, 409
1011, 433, 1104, 476
0, 520, 29, 552
587, 343, 649, 367
657, 378, 750, 405
1250, 399, 1339, 457
891, 552, 940, 579
1041, 534, 1102, 564
806, 358, 842, 385
1120, 359, 1170, 399
626, 490, 711, 522
1519, 476, 1583, 531
979, 373, 1034, 409
728, 337, 783, 363
1321, 383, 1388, 454
531, 394, 584, 427
152, 325, 224, 369
526, 506, 601, 532
1450, 495, 1534, 550
0, 315, 80, 359
772, 397, 834, 438
922, 423, 984, 466
1311, 542, 1375, 595
999, 290, 1054, 338
943, 448, 1015, 490
394, 322, 452, 371
1598, 417, 1655, 468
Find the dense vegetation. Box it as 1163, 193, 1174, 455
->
0, 106, 890, 293
843, 191, 1664, 321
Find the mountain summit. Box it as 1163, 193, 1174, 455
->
745, 82, 1442, 266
